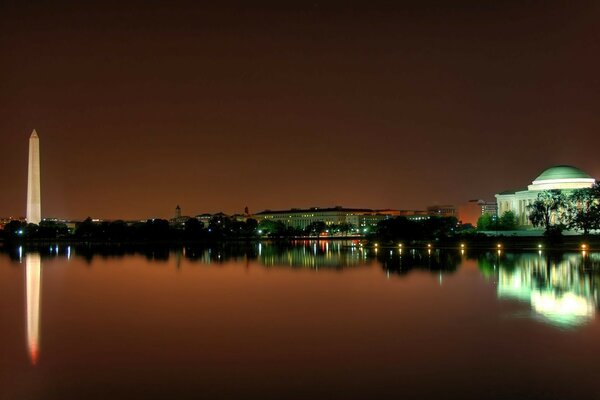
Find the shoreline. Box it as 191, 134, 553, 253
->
1, 235, 598, 252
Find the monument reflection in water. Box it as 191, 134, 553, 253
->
13, 243, 600, 369
25, 252, 41, 365
479, 251, 600, 328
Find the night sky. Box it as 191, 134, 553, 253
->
1, 1, 599, 220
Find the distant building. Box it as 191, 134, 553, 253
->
253, 206, 400, 232
231, 213, 250, 222
457, 200, 497, 226
194, 213, 213, 228
495, 165, 596, 227
426, 205, 456, 218
170, 205, 190, 227
396, 210, 430, 221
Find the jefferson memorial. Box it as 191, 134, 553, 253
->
495, 165, 596, 227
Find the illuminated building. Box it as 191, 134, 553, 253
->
495, 165, 596, 227
253, 206, 400, 231
27, 130, 41, 224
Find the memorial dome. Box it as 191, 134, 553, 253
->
533, 165, 593, 183
528, 165, 595, 191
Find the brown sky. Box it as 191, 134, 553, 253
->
1, 1, 599, 220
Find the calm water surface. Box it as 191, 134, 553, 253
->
1, 242, 600, 400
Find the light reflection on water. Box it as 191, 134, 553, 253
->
10, 243, 600, 339
25, 253, 41, 365
2, 242, 600, 399
478, 252, 600, 328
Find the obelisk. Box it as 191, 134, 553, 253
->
26, 130, 41, 224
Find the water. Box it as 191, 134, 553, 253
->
1, 242, 600, 400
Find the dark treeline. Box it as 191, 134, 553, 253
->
1, 216, 359, 243
257, 220, 356, 237
371, 214, 600, 250
372, 216, 459, 244
1, 216, 260, 243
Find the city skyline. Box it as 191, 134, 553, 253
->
4, 128, 597, 222
1, 2, 599, 220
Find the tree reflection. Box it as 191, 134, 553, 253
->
377, 248, 460, 277
478, 251, 600, 327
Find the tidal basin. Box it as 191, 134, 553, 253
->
1, 242, 600, 399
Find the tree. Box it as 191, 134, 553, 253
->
142, 219, 170, 240
258, 220, 279, 236
499, 210, 517, 230
305, 221, 327, 237
527, 190, 567, 236
376, 217, 419, 242
566, 183, 600, 236
184, 217, 204, 239
75, 217, 98, 239
476, 214, 492, 230
243, 218, 258, 237
39, 220, 69, 238
208, 214, 232, 236
3, 220, 27, 238
336, 223, 354, 236
423, 216, 457, 239
476, 213, 499, 230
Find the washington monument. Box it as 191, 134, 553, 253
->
27, 130, 41, 224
